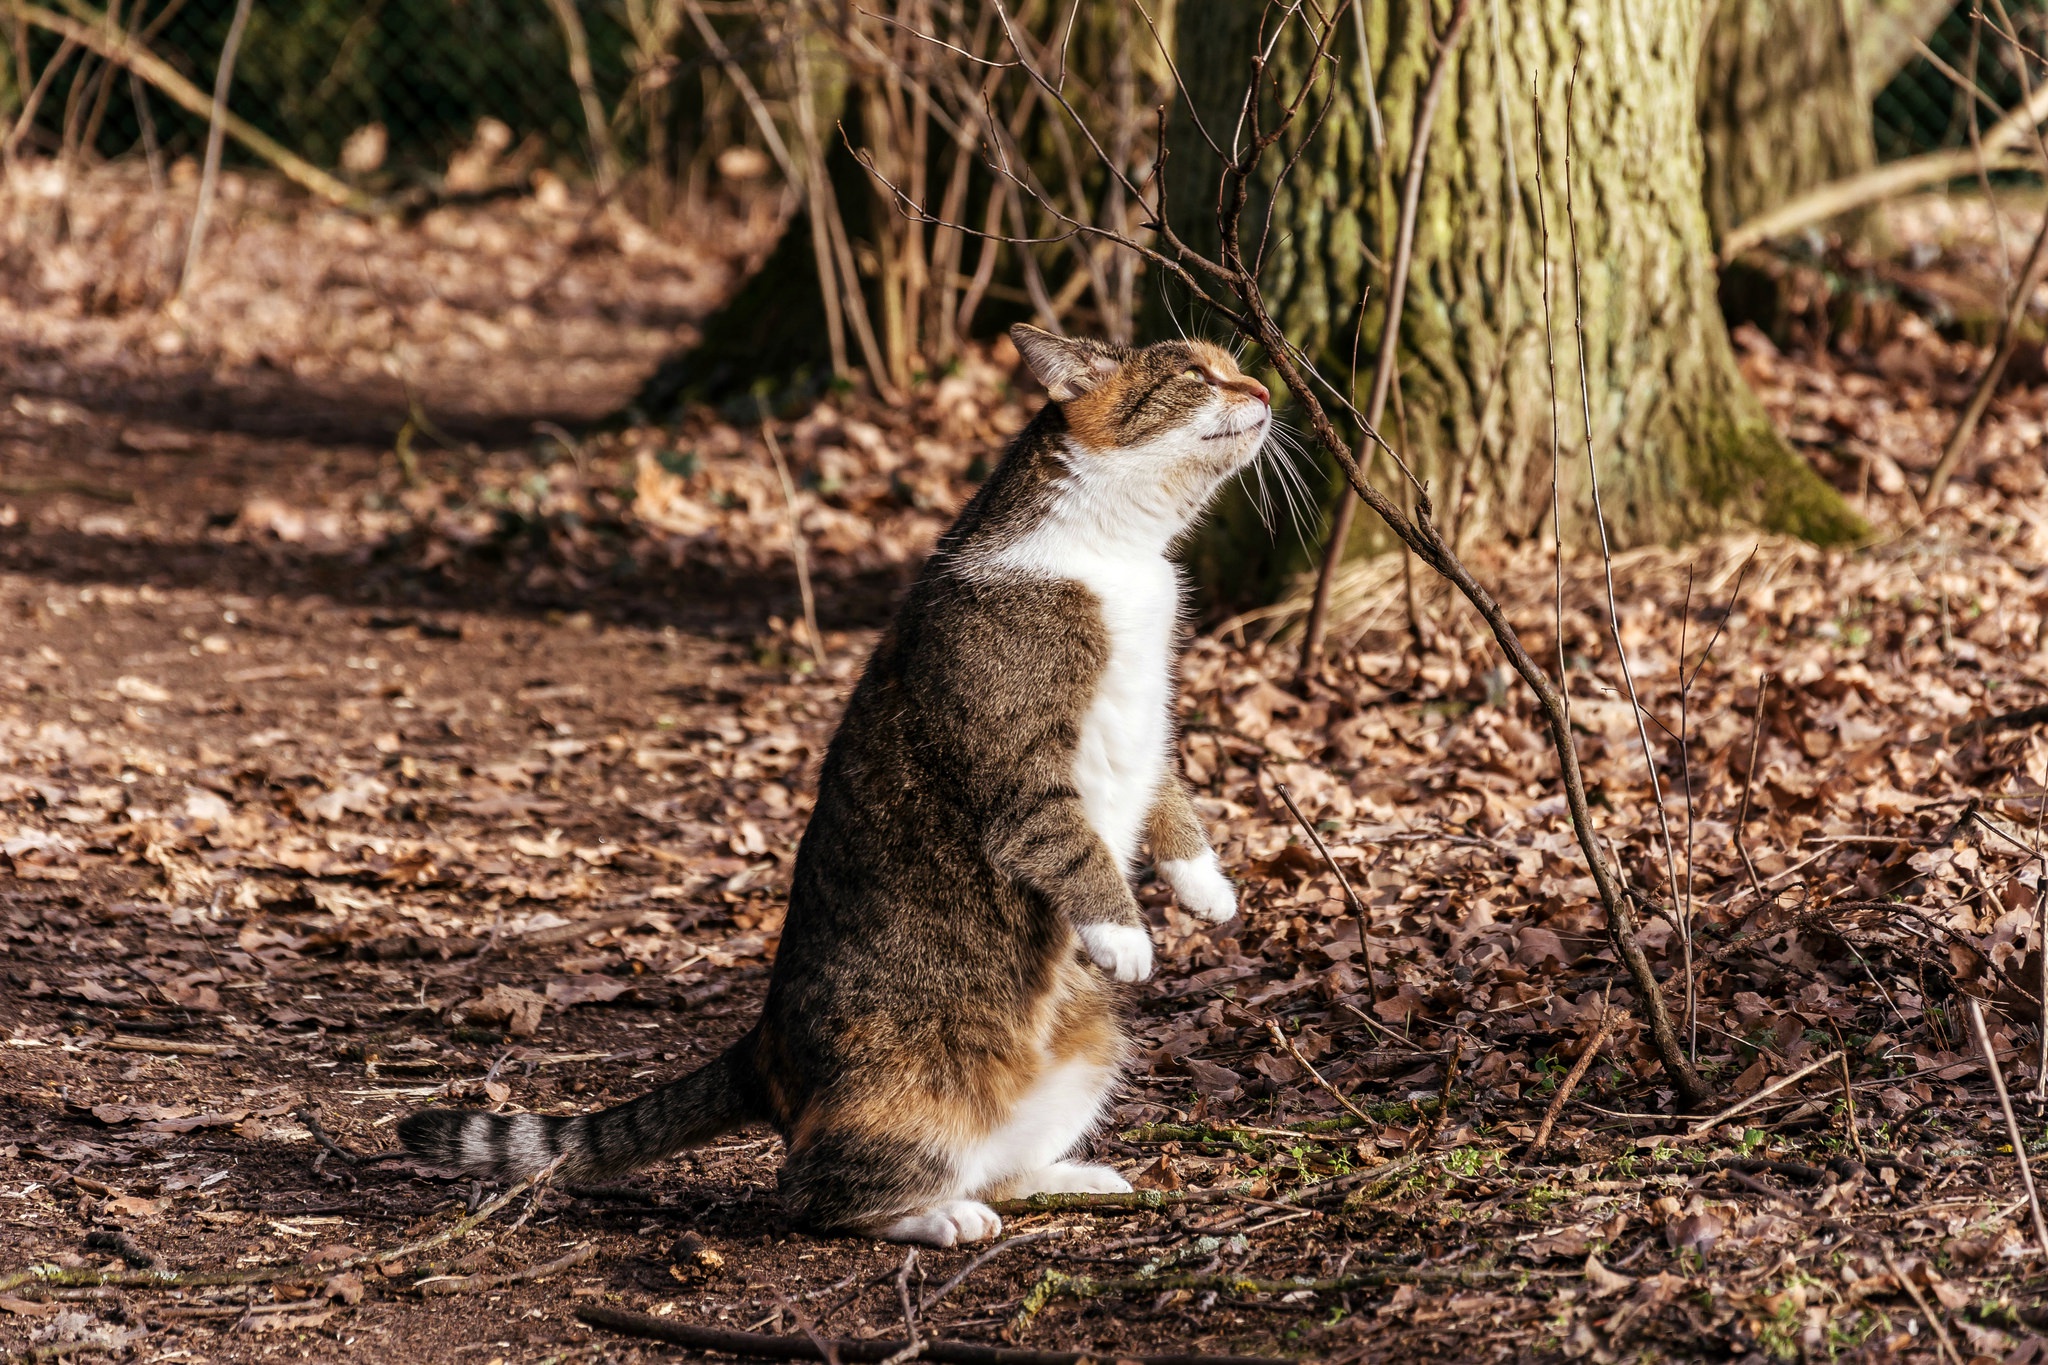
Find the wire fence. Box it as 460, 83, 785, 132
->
1875, 1, 2048, 162
14, 0, 636, 175
5, 1, 2044, 181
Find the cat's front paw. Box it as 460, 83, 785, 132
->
1161, 851, 1237, 923
1075, 922, 1154, 982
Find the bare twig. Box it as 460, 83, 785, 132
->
758, 400, 825, 670
917, 1229, 1066, 1316
292, 1105, 366, 1166
576, 1305, 1292, 1365
1683, 1051, 1844, 1139
1270, 780, 1375, 993
0, 1158, 561, 1296
175, 0, 252, 299
1965, 996, 2048, 1260
17, 2, 363, 209
988, 1184, 1251, 1216
878, 1248, 923, 1365
1562, 66, 1689, 1062
414, 1243, 594, 1296
1734, 674, 1773, 909
1717, 80, 2048, 262
1834, 1033, 1868, 1162
1922, 217, 2048, 508
1881, 1248, 1967, 1365
543, 0, 619, 193
1260, 1017, 1375, 1126
1298, 0, 1477, 676
1526, 999, 1618, 1159
781, 1291, 845, 1365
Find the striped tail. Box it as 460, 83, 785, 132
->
397, 1034, 761, 1182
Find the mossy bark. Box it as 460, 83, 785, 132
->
1165, 0, 1865, 605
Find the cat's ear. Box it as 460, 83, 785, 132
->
1009, 325, 1119, 402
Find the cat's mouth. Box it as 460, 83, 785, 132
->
1200, 416, 1268, 442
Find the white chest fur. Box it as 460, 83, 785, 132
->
1063, 551, 1177, 870
987, 531, 1179, 871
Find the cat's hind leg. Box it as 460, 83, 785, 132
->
779, 1125, 1001, 1248
966, 1054, 1127, 1201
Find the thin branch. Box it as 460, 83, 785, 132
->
1525, 998, 1617, 1159
1882, 1248, 1967, 1365
173, 0, 249, 298
415, 1243, 595, 1296
758, 401, 825, 671
1299, 0, 1476, 676
1563, 63, 1688, 1056
1682, 1051, 1843, 1139
1965, 996, 2048, 1260
1718, 70, 2048, 261
577, 1305, 1291, 1365
1270, 780, 1376, 994
544, 0, 620, 192
17, 1, 364, 208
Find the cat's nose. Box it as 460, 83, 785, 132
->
1241, 379, 1270, 407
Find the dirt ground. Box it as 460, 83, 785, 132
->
3, 168, 2048, 1364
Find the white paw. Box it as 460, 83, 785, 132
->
1014, 1162, 1132, 1196
878, 1199, 1003, 1247
1161, 852, 1237, 923
1075, 922, 1153, 983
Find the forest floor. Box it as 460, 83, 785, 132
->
1, 166, 2047, 1365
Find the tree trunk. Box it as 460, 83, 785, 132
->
1697, 0, 1874, 246
1859, 0, 1960, 95
1167, 0, 1863, 606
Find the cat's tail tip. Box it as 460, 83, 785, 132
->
396, 1108, 578, 1181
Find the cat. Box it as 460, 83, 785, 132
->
400, 324, 1273, 1246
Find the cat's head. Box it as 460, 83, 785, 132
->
1008, 325, 1272, 477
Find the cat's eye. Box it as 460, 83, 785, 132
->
1183, 366, 1204, 381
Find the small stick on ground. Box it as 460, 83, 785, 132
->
1881, 1248, 1966, 1365
1271, 781, 1377, 994
918, 1230, 1066, 1316
293, 1105, 366, 1166
778, 1292, 845, 1365
1965, 996, 2048, 1259
1249, 1011, 1376, 1127
414, 1243, 594, 1296
758, 399, 825, 671
0, 1156, 563, 1296
878, 1248, 922, 1365
576, 1305, 1295, 1365
989, 1184, 1249, 1216
1525, 999, 1617, 1160
1414, 1035, 1463, 1150
1733, 674, 1773, 910
1682, 1051, 1844, 1139
1831, 1026, 1868, 1162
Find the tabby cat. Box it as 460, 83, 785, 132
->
401, 324, 1273, 1245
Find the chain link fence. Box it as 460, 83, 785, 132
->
7, 2, 2044, 180
1874, 1, 2048, 162
15, 0, 636, 175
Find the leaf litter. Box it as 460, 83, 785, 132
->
0, 167, 2046, 1361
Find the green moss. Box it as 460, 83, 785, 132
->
1697, 415, 1869, 546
